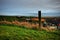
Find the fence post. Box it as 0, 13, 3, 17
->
38, 11, 41, 30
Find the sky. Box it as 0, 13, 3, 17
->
0, 0, 60, 16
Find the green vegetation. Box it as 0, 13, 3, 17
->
0, 16, 34, 22
0, 16, 18, 22
0, 24, 60, 40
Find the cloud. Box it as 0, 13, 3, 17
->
0, 0, 60, 14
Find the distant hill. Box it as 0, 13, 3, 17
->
0, 13, 60, 17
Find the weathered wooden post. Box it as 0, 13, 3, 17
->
38, 11, 41, 29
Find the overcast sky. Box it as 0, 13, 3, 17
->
0, 0, 60, 16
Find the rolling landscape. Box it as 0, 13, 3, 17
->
0, 15, 60, 40
0, 0, 60, 40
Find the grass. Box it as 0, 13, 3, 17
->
0, 24, 60, 40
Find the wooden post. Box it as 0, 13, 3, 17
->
38, 11, 41, 29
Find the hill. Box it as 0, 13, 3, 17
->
0, 24, 60, 40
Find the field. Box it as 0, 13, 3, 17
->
0, 24, 60, 40
0, 16, 60, 40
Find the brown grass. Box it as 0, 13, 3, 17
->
0, 21, 56, 31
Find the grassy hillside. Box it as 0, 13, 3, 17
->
0, 24, 60, 40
